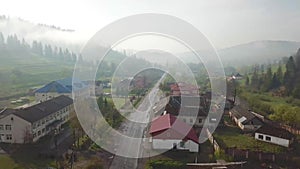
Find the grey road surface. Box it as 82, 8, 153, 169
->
109, 74, 166, 169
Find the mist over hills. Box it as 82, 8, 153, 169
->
135, 41, 300, 68
0, 15, 85, 53
217, 40, 300, 66
177, 40, 300, 67
2, 15, 300, 68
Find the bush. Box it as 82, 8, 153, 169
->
214, 149, 233, 161
146, 159, 186, 169
85, 158, 103, 169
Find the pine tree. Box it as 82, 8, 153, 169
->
276, 65, 283, 84
271, 73, 280, 89
59, 47, 64, 58
283, 56, 296, 94
0, 32, 4, 48
262, 67, 273, 91
251, 68, 259, 89
295, 48, 300, 70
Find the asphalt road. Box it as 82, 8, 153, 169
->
109, 74, 166, 169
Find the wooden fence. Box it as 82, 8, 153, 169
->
206, 128, 221, 152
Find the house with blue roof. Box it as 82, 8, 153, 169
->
35, 78, 74, 102
35, 78, 103, 102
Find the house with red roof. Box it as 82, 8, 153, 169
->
149, 113, 199, 152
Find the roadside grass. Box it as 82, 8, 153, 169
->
214, 126, 286, 153
109, 97, 126, 109
102, 88, 111, 94
133, 97, 142, 108
149, 150, 197, 164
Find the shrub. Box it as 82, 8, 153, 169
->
146, 159, 186, 169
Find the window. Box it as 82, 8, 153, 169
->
6, 134, 12, 140
5, 125, 11, 130
198, 118, 203, 124
0, 134, 4, 140
38, 130, 41, 136
42, 128, 45, 133
0, 125, 3, 130
182, 119, 186, 123
266, 136, 271, 141
258, 134, 263, 140
180, 141, 185, 148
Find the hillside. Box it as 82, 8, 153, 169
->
218, 40, 300, 66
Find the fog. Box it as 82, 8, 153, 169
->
0, 16, 88, 53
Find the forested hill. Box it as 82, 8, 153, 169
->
0, 32, 153, 98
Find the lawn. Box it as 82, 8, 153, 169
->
0, 155, 21, 169
214, 126, 286, 153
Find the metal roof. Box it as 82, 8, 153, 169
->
149, 114, 199, 144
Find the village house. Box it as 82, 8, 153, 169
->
170, 82, 200, 96
154, 95, 209, 128
229, 106, 263, 131
35, 78, 102, 102
255, 125, 294, 147
149, 113, 199, 152
232, 73, 243, 80
0, 95, 73, 144
133, 75, 146, 89
115, 78, 133, 96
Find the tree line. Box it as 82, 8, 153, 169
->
245, 48, 300, 99
0, 32, 79, 62
239, 48, 300, 128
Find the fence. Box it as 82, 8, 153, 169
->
206, 128, 221, 152
280, 124, 300, 135
226, 148, 290, 162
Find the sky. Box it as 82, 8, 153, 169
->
1, 0, 300, 49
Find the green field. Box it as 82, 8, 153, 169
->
0, 52, 75, 99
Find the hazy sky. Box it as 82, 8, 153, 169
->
1, 0, 300, 49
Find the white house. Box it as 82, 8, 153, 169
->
149, 114, 199, 152
255, 125, 294, 147
0, 95, 73, 144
